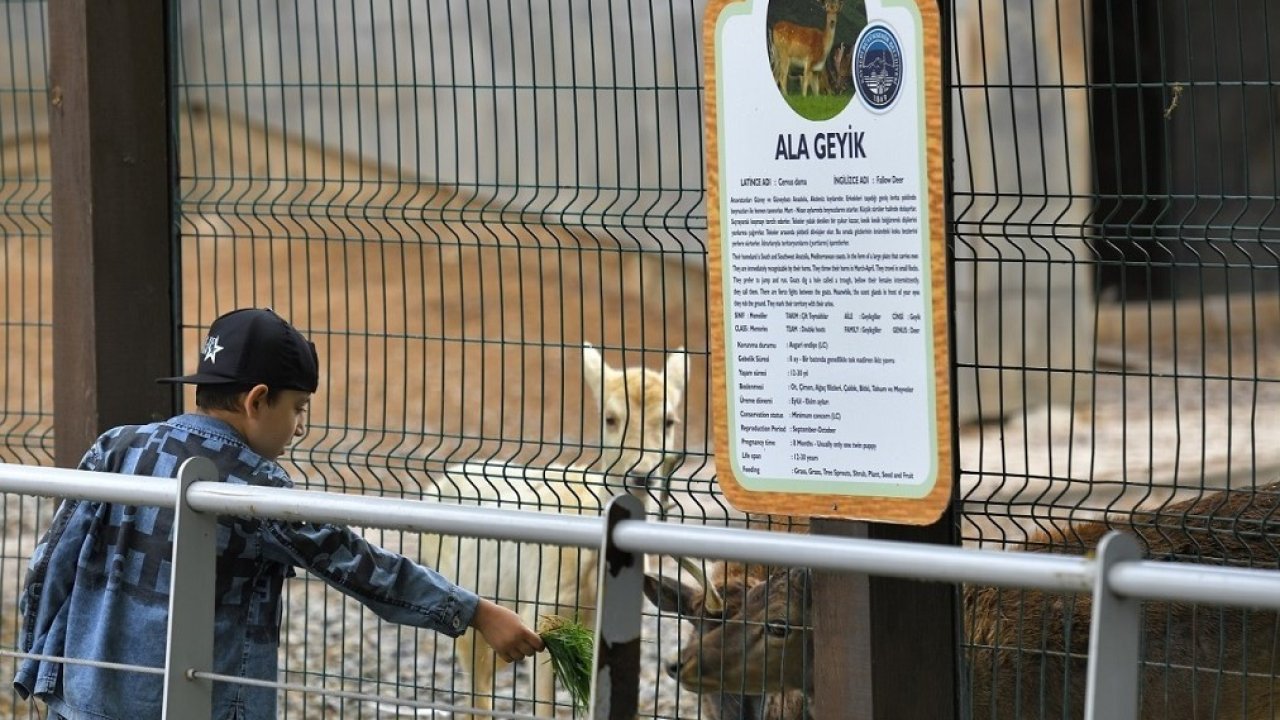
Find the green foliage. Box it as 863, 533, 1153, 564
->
782, 90, 855, 121
538, 614, 595, 714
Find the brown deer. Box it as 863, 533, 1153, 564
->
771, 0, 843, 97
650, 482, 1280, 719
826, 42, 852, 95
644, 560, 811, 719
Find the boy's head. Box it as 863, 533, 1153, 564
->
159, 308, 319, 392
159, 308, 320, 458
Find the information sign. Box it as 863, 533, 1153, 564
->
705, 0, 950, 522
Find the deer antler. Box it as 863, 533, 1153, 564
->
676, 557, 724, 614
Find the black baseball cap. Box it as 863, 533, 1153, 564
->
157, 308, 320, 393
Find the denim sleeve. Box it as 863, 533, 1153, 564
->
259, 520, 478, 637
13, 497, 95, 699
17, 440, 104, 651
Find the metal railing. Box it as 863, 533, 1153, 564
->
5, 459, 1280, 720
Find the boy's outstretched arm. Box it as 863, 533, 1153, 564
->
471, 598, 544, 662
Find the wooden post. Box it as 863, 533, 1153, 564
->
49, 0, 176, 466
812, 9, 959, 715
812, 520, 875, 719
812, 514, 960, 720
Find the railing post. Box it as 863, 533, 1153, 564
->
162, 457, 218, 718
1085, 531, 1143, 720
589, 494, 646, 720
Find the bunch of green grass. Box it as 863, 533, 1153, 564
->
538, 614, 595, 713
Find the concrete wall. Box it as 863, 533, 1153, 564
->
1159, 0, 1280, 296
950, 0, 1096, 423
3, 0, 1102, 426
0, 2, 48, 146
176, 0, 708, 256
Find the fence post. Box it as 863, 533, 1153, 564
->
162, 457, 218, 718
48, 0, 177, 467
589, 493, 646, 720
813, 514, 959, 720
1085, 531, 1143, 720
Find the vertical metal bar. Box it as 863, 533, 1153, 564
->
1085, 531, 1143, 720
589, 494, 645, 720
49, 0, 177, 467
162, 457, 218, 717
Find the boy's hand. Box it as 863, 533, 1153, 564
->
471, 598, 545, 662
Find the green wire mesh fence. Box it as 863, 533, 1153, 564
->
4, 0, 1280, 717
0, 3, 52, 718
173, 1, 728, 716
0, 1, 51, 466
953, 0, 1280, 717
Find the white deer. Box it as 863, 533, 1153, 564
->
771, 0, 844, 97
424, 343, 687, 719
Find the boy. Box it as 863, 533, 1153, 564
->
13, 307, 542, 719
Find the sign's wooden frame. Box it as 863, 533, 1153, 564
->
704, 0, 950, 524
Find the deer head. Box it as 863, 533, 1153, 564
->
645, 562, 814, 719
582, 343, 686, 489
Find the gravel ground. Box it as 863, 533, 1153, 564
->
274, 550, 706, 719
958, 311, 1280, 549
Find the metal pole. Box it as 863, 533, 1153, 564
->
162, 457, 219, 718
590, 494, 645, 720
1084, 531, 1143, 720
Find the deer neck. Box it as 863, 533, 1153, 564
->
818, 15, 838, 67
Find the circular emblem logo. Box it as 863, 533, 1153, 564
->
854, 24, 903, 112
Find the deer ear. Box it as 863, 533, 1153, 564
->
583, 343, 607, 400
793, 567, 813, 606
664, 349, 688, 404
643, 574, 707, 618
642, 574, 679, 612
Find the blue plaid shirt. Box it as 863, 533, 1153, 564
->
13, 413, 477, 720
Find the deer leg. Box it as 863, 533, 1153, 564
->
531, 653, 558, 717
456, 629, 499, 720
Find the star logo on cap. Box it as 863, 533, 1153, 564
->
202, 335, 225, 363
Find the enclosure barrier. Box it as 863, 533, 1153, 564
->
4, 460, 1280, 720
